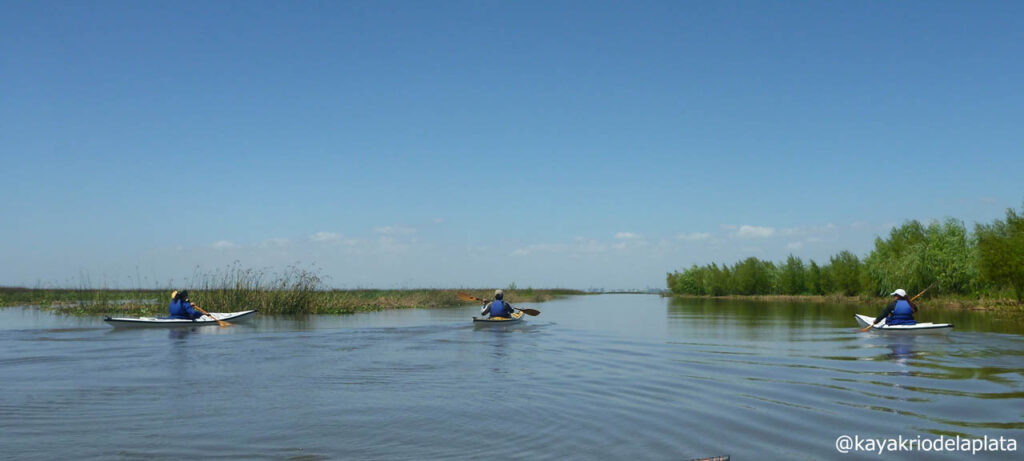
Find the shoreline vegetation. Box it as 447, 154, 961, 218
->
0, 265, 582, 315
0, 287, 582, 316
663, 293, 1024, 313
666, 205, 1024, 312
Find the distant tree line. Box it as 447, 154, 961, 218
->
666, 205, 1024, 303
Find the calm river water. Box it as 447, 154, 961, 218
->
1, 295, 1021, 460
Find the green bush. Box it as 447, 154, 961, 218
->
976, 205, 1024, 303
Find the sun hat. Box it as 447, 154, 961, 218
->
890, 289, 907, 297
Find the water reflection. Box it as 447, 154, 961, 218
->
666, 296, 1024, 335
887, 336, 916, 362
485, 329, 508, 373
168, 327, 198, 340
0, 296, 1021, 460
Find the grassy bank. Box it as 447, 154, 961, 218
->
0, 286, 582, 316
0, 265, 582, 315
664, 293, 1024, 312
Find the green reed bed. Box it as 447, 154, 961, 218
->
663, 293, 1024, 313
0, 287, 165, 314
1, 267, 581, 316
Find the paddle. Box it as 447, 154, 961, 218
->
191, 303, 231, 327
170, 291, 229, 326
860, 282, 937, 332
456, 291, 541, 316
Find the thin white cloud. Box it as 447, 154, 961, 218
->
511, 238, 615, 257
735, 225, 776, 238
786, 241, 804, 250
432, 218, 444, 224
376, 236, 411, 252
259, 238, 291, 248
310, 231, 342, 242
211, 240, 239, 250
573, 237, 608, 253
373, 226, 417, 235
676, 232, 712, 241
614, 232, 642, 240
510, 243, 570, 257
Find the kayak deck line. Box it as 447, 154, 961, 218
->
104, 310, 258, 328
854, 314, 953, 333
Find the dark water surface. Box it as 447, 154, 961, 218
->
1, 295, 1021, 460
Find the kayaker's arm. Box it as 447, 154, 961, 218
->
185, 301, 205, 320
481, 302, 491, 316
873, 301, 897, 325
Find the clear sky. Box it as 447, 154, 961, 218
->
2, 1, 1022, 289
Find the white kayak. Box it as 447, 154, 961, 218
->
854, 314, 953, 333
104, 310, 257, 328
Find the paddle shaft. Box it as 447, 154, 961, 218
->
909, 281, 937, 302
861, 282, 937, 331
457, 292, 540, 316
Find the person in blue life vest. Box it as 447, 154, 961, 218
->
481, 289, 516, 318
168, 290, 204, 320
871, 288, 918, 326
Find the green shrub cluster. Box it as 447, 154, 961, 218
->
667, 205, 1024, 302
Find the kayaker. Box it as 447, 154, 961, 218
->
168, 290, 204, 320
871, 288, 918, 326
481, 289, 516, 318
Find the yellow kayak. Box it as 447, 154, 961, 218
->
472, 310, 525, 324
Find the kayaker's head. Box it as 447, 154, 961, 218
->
890, 288, 907, 299
494, 289, 504, 300
179, 290, 190, 301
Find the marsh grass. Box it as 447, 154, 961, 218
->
0, 266, 581, 316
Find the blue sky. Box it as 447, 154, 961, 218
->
2, 1, 1022, 289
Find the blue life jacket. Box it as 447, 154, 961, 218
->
168, 299, 202, 320
489, 299, 511, 318
887, 299, 916, 325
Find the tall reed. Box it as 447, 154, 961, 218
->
2, 264, 582, 315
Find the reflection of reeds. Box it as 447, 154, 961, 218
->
0, 265, 581, 315
663, 293, 1024, 312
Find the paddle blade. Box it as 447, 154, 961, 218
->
517, 308, 541, 316
457, 292, 486, 303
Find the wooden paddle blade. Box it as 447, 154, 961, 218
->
517, 308, 540, 316
457, 292, 487, 303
